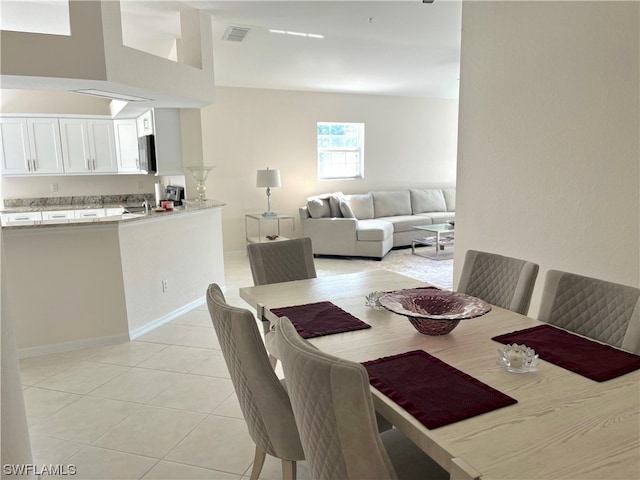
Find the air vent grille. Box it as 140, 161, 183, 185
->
223, 26, 250, 42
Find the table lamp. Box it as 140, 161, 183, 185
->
256, 167, 281, 216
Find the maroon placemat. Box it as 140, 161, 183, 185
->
363, 350, 517, 429
271, 301, 371, 339
492, 324, 640, 382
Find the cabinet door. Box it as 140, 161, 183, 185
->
114, 119, 141, 172
1, 212, 42, 226
87, 120, 117, 173
0, 118, 31, 174
27, 118, 64, 174
59, 118, 92, 173
136, 110, 154, 136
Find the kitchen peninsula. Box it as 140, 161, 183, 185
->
2, 199, 225, 356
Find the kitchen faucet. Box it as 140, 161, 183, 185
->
142, 200, 149, 215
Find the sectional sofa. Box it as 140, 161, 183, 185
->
299, 188, 455, 259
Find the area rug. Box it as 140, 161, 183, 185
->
315, 247, 454, 290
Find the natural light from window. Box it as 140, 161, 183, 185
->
317, 122, 364, 180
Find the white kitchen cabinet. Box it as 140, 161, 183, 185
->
1, 212, 42, 226
41, 210, 74, 224
59, 119, 117, 174
136, 110, 154, 136
74, 208, 107, 221
114, 119, 142, 173
0, 118, 64, 175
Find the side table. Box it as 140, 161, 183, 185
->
245, 213, 296, 244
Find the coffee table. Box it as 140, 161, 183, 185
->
411, 223, 455, 259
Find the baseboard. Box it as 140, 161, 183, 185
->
17, 297, 207, 358
18, 333, 131, 358
129, 296, 206, 340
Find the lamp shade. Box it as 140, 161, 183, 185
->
256, 168, 281, 188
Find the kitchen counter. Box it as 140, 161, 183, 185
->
1, 200, 226, 227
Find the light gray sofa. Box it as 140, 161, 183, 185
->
299, 188, 455, 259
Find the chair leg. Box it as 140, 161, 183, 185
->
282, 460, 297, 480
249, 446, 267, 480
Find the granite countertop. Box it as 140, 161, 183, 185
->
1, 194, 225, 228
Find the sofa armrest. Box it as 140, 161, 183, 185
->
299, 206, 311, 220
300, 217, 358, 255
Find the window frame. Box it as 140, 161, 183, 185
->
316, 122, 365, 180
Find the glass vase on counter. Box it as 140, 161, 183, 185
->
185, 166, 215, 202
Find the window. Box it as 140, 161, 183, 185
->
317, 122, 364, 180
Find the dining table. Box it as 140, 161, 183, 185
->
239, 270, 640, 480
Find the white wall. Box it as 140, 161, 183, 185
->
200, 87, 459, 252
455, 1, 639, 317
119, 208, 225, 335
4, 224, 130, 352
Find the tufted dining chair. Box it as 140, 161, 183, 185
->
206, 284, 304, 480
538, 270, 640, 354
247, 237, 318, 366
274, 316, 451, 480
247, 237, 317, 286
457, 250, 539, 315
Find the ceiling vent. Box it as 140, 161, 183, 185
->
223, 26, 250, 42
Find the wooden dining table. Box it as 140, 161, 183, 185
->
239, 270, 640, 480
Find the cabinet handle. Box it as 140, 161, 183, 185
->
32, 159, 37, 171
27, 160, 32, 172
93, 159, 96, 170
87, 159, 91, 170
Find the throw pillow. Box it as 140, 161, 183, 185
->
329, 192, 344, 218
307, 198, 331, 218
339, 199, 357, 219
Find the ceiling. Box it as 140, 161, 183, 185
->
186, 0, 463, 98
1, 0, 462, 105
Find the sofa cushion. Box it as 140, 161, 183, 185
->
307, 197, 331, 218
372, 191, 411, 218
345, 193, 374, 220
339, 199, 356, 218
416, 212, 455, 223
380, 215, 433, 233
356, 219, 393, 242
442, 188, 456, 212
329, 192, 344, 218
410, 189, 447, 213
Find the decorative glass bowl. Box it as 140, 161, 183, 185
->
365, 291, 386, 310
497, 344, 539, 373
378, 288, 492, 336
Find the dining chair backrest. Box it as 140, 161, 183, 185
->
206, 284, 304, 479
457, 250, 539, 315
275, 316, 398, 480
538, 270, 640, 354
247, 237, 317, 286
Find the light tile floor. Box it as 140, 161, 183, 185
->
20, 251, 452, 480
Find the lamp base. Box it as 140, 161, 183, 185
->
262, 211, 277, 217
